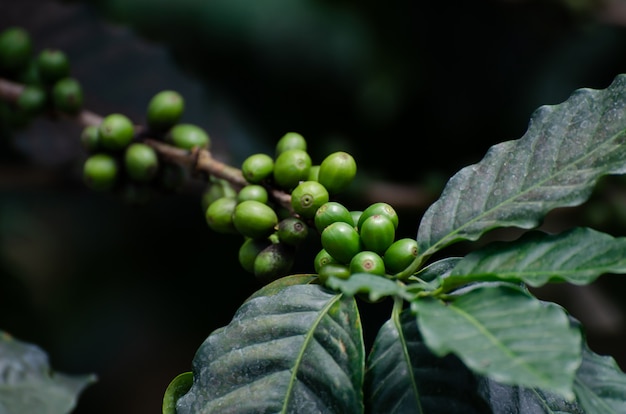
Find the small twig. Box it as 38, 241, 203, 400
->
0, 77, 23, 100
0, 76, 296, 212
0, 76, 435, 212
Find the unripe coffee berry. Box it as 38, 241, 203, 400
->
80, 125, 100, 152
314, 201, 353, 233
99, 113, 134, 150
233, 200, 278, 239
273, 148, 311, 190
51, 77, 83, 114
358, 202, 399, 230
237, 184, 269, 204
201, 179, 237, 211
308, 165, 320, 181
350, 211, 363, 229
321, 221, 361, 264
350, 251, 386, 276
291, 180, 329, 219
239, 237, 272, 274
241, 153, 274, 184
276, 217, 309, 246
383, 238, 418, 274
17, 85, 46, 115
314, 249, 337, 273
168, 123, 210, 150
254, 243, 296, 284
275, 132, 307, 156
318, 263, 351, 285
205, 196, 238, 234
318, 151, 357, 194
0, 27, 32, 73
146, 90, 184, 131
124, 143, 159, 182
359, 214, 395, 255
36, 48, 70, 84
83, 153, 118, 191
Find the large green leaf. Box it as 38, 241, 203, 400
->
443, 227, 626, 291
412, 283, 581, 399
575, 340, 626, 413
416, 74, 626, 262
176, 283, 364, 414
0, 331, 96, 414
365, 304, 490, 413
476, 326, 626, 413
478, 377, 584, 413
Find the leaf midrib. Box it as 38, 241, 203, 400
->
448, 300, 550, 385
424, 127, 626, 259
394, 301, 422, 414
281, 294, 342, 413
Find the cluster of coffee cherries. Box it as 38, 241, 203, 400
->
313, 201, 418, 284
0, 26, 83, 125
203, 132, 417, 285
81, 89, 210, 199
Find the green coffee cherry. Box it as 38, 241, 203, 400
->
350, 211, 363, 229
276, 217, 309, 246
314, 201, 353, 233
254, 243, 295, 284
273, 148, 311, 190
168, 123, 210, 150
205, 196, 238, 234
237, 184, 269, 204
83, 153, 118, 191
241, 153, 274, 183
318, 151, 357, 194
318, 263, 350, 285
36, 48, 70, 84
291, 180, 329, 219
80, 125, 100, 152
201, 178, 237, 211
308, 165, 320, 181
350, 251, 385, 276
360, 214, 396, 255
358, 202, 399, 230
321, 221, 361, 264
51, 77, 83, 114
239, 237, 272, 274
233, 200, 278, 239
383, 238, 418, 274
146, 90, 184, 131
314, 248, 337, 273
0, 27, 32, 73
99, 113, 134, 150
275, 131, 307, 156
16, 85, 46, 115
17, 59, 40, 84
124, 143, 159, 182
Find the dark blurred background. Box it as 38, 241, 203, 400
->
2, 0, 626, 412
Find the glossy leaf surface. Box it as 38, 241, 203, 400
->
177, 283, 364, 413
444, 227, 626, 290
417, 74, 626, 260
412, 284, 581, 399
365, 306, 489, 413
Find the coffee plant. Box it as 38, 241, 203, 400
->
2, 24, 626, 414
